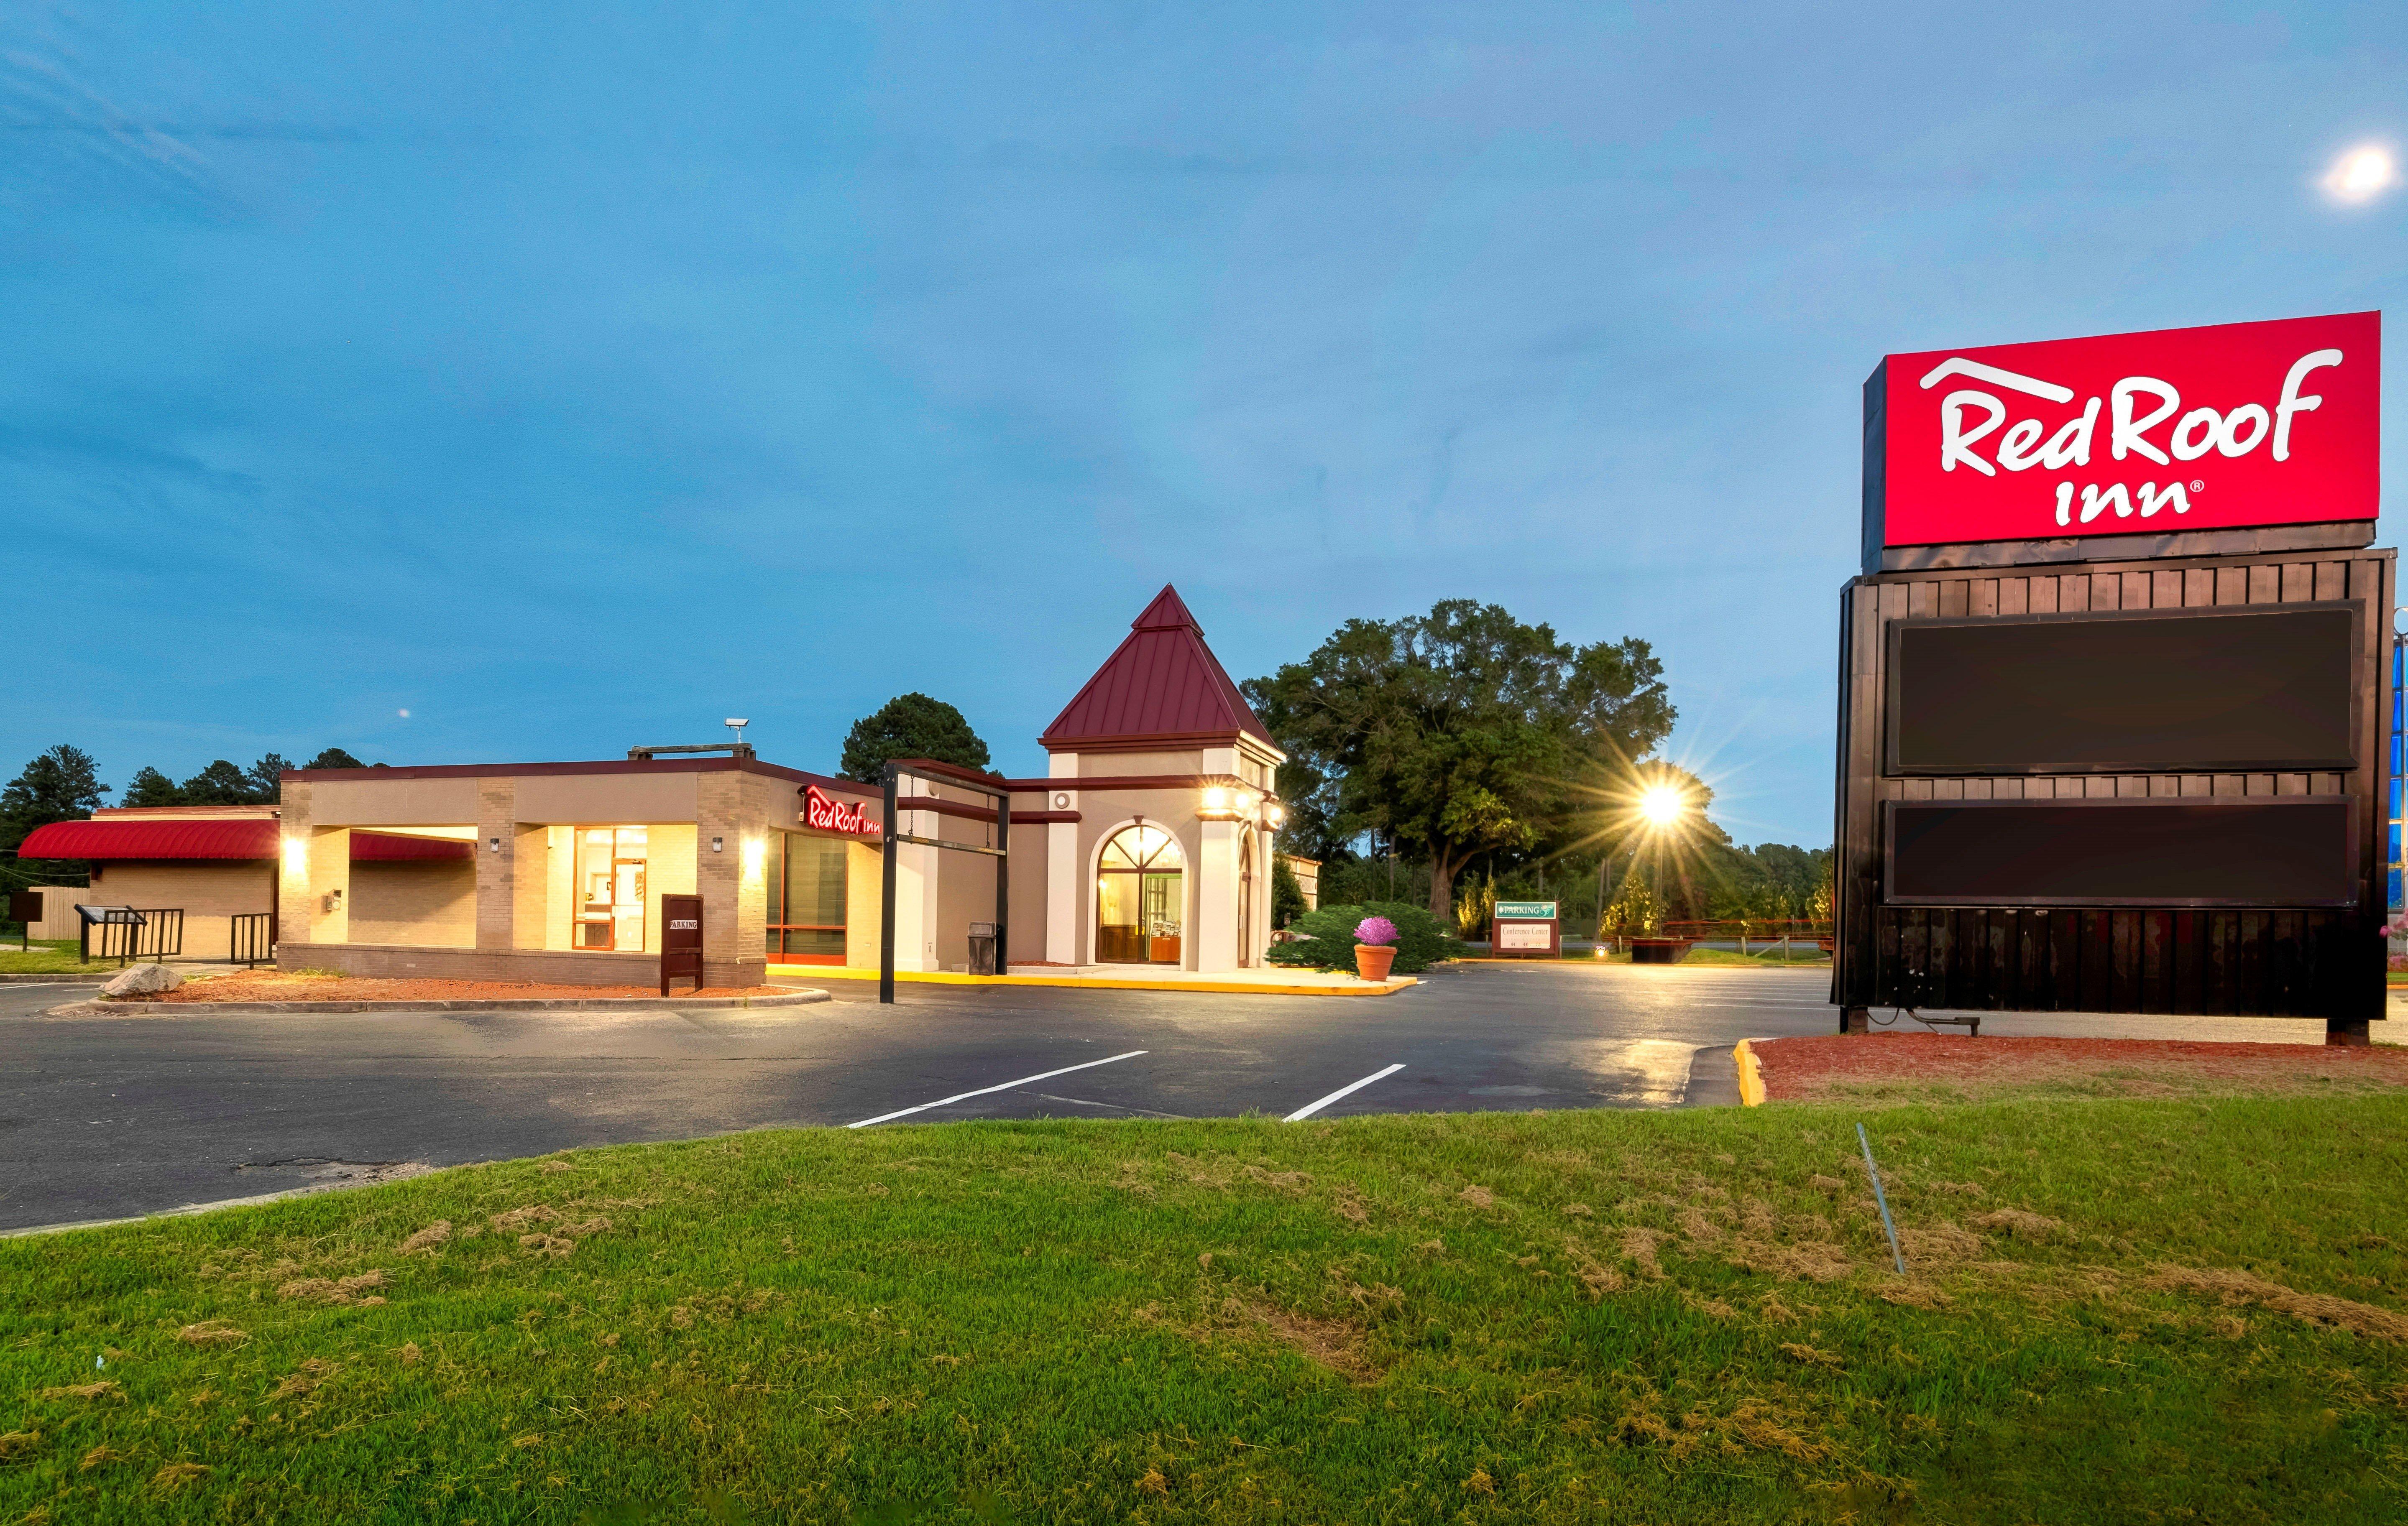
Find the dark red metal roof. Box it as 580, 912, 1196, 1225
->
1039, 584, 1275, 751
16, 820, 471, 862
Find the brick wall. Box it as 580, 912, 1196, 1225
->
73, 862, 275, 960
350, 861, 475, 948
276, 942, 766, 988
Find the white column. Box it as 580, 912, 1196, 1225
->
1193, 818, 1240, 973
1046, 753, 1080, 965
890, 780, 942, 972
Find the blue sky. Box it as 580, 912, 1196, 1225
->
3, 2, 2401, 846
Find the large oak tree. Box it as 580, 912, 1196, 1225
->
1245, 600, 1675, 920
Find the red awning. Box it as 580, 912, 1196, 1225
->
16, 820, 471, 862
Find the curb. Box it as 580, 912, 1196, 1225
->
1734, 1038, 1767, 1107
0, 972, 116, 984
45, 989, 833, 1016
770, 966, 1419, 998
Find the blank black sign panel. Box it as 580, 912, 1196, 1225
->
1887, 604, 2358, 774
1886, 798, 2357, 907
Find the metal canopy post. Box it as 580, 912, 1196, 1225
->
994, 785, 1010, 984
877, 760, 1014, 1005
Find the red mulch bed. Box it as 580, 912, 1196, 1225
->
1755, 1032, 2408, 1103
121, 974, 792, 1004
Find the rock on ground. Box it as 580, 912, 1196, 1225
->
101, 963, 183, 998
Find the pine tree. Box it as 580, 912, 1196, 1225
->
122, 767, 183, 807
838, 694, 992, 783
0, 745, 110, 852
178, 760, 253, 806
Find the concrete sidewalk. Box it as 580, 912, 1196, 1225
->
768, 963, 1418, 997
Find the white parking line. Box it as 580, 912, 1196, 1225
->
1283, 1063, 1405, 1122
845, 1050, 1148, 1128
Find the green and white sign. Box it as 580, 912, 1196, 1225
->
1495, 901, 1557, 920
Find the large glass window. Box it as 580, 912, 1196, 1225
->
574, 827, 649, 951
766, 831, 849, 962
1097, 824, 1183, 964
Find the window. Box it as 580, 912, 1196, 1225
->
1097, 824, 1183, 964
574, 827, 649, 951
766, 831, 848, 962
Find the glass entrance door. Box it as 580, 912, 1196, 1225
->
1096, 824, 1183, 964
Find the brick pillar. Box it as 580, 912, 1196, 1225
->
276, 781, 350, 965
475, 779, 517, 952
695, 771, 766, 988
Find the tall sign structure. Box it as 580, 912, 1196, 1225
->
1834, 312, 2389, 1043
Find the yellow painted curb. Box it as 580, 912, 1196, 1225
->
766, 965, 1417, 998
1733, 1039, 1766, 1107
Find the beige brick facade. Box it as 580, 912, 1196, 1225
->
350, 861, 475, 948
276, 756, 849, 988
76, 861, 276, 960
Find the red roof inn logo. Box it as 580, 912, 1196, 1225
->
804, 784, 878, 837
1876, 312, 2380, 548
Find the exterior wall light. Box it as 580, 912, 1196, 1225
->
742, 837, 765, 879
711, 835, 724, 853
282, 837, 308, 875
1202, 787, 1227, 812
1268, 805, 1286, 827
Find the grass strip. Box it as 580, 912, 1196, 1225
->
0, 939, 122, 976
4, 1097, 2405, 1523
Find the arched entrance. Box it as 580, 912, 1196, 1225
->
1097, 823, 1184, 964
1237, 832, 1255, 967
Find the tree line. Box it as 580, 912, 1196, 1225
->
1242, 599, 1831, 932
0, 745, 378, 878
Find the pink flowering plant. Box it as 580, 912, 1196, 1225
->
1266, 902, 1465, 972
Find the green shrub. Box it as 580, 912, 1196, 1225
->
1264, 900, 1467, 974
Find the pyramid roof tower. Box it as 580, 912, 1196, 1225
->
1039, 585, 1278, 753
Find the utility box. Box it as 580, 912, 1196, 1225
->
1492, 901, 1560, 958
660, 893, 704, 996
1837, 312, 2388, 1041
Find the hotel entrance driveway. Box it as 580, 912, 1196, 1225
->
0, 963, 1839, 1233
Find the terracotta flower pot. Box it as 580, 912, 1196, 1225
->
1354, 944, 1398, 981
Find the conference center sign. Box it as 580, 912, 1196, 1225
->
1833, 311, 2389, 1044
1867, 311, 2380, 559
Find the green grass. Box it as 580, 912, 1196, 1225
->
5, 1099, 2406, 1523
0, 938, 120, 975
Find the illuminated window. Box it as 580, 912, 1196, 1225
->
573, 827, 649, 952
765, 831, 848, 962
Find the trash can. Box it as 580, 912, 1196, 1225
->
967, 921, 999, 976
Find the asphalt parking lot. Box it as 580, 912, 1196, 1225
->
0, 961, 1838, 1232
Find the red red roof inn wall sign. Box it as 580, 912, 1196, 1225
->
1863, 311, 2380, 571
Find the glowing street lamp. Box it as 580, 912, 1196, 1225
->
1597, 778, 1700, 954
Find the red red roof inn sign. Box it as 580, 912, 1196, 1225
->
1835, 309, 2390, 1044
1868, 312, 2380, 561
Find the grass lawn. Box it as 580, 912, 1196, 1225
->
0, 938, 121, 976
5, 1098, 2406, 1523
